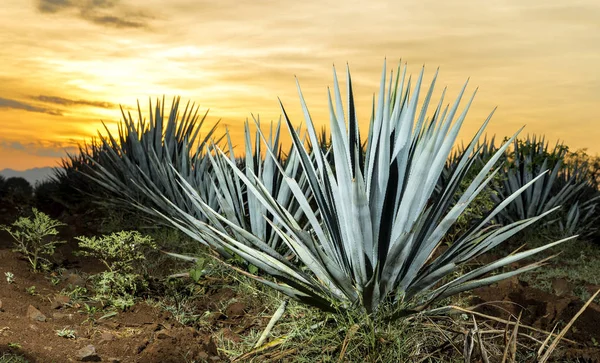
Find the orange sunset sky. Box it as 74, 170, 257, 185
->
1, 0, 599, 170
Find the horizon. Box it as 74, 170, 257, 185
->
1, 0, 599, 170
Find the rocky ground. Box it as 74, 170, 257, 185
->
2, 206, 600, 362
0, 242, 244, 362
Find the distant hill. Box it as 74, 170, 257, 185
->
0, 167, 56, 186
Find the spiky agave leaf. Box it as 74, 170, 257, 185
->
50, 139, 112, 211
558, 198, 600, 237
151, 61, 573, 316
204, 117, 310, 253
492, 136, 594, 230
110, 115, 313, 259
442, 134, 600, 237
439, 136, 498, 192
81, 96, 221, 224
553, 149, 600, 236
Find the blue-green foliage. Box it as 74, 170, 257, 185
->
68, 96, 221, 224
443, 135, 600, 238
68, 61, 578, 317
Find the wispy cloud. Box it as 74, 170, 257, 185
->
36, 0, 71, 13
31, 95, 116, 109
35, 0, 153, 29
0, 0, 598, 170
0, 139, 77, 158
0, 97, 62, 116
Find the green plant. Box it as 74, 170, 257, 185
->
77, 303, 99, 324
0, 352, 30, 363
188, 257, 210, 283
61, 285, 89, 300
55, 328, 76, 339
77, 97, 221, 225
78, 303, 98, 316
122, 61, 573, 316
93, 272, 137, 310
25, 286, 36, 296
76, 303, 97, 324
0, 208, 66, 272
75, 231, 157, 310
492, 136, 598, 233
200, 118, 310, 256
7, 343, 21, 349
5, 272, 14, 284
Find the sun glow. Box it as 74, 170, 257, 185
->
0, 0, 598, 171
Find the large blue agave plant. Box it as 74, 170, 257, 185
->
136, 60, 574, 316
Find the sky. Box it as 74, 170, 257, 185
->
0, 0, 599, 170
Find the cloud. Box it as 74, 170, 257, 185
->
31, 95, 116, 109
85, 14, 146, 28
35, 0, 152, 29
0, 140, 78, 158
0, 97, 62, 116
36, 0, 72, 13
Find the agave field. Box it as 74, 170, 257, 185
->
2, 61, 600, 362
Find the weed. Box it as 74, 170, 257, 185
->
25, 286, 36, 296
78, 303, 98, 316
0, 208, 65, 272
61, 286, 89, 300
75, 231, 156, 310
77, 303, 99, 324
55, 328, 76, 339
5, 272, 14, 284
46, 268, 66, 286
156, 279, 204, 326
0, 352, 30, 363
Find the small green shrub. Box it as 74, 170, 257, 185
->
0, 208, 66, 272
0, 352, 30, 363
25, 286, 36, 296
55, 328, 76, 339
5, 272, 14, 284
75, 231, 157, 310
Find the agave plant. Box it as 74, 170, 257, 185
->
136, 117, 312, 256
436, 137, 502, 245
81, 96, 221, 223
492, 136, 596, 230
50, 139, 111, 213
207, 119, 310, 253
141, 61, 573, 316
443, 135, 600, 237
554, 159, 600, 237
559, 200, 598, 237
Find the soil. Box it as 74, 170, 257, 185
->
0, 211, 268, 363
470, 277, 600, 362
2, 206, 600, 362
